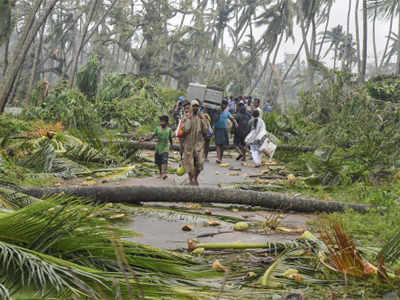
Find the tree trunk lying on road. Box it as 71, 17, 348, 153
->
25, 185, 368, 213
103, 140, 315, 152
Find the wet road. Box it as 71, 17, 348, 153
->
114, 150, 313, 250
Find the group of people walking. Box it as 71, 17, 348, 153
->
148, 95, 274, 186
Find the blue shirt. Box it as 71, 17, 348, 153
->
214, 109, 232, 129
228, 101, 236, 114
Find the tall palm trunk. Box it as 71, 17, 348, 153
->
266, 32, 284, 91
355, 0, 361, 75
297, 2, 313, 88
372, 7, 378, 73
68, 0, 98, 88
282, 41, 304, 85
361, 0, 367, 81
333, 49, 337, 70
317, 5, 332, 60
347, 0, 352, 35
26, 13, 46, 105
397, 6, 400, 74
166, 11, 186, 87
248, 48, 273, 95
3, 35, 9, 76
0, 0, 58, 113
380, 2, 395, 68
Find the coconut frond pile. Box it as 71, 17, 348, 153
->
0, 117, 150, 186
0, 191, 231, 299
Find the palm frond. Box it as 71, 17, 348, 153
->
0, 187, 40, 210
51, 157, 89, 177
130, 206, 233, 225
0, 241, 107, 298
0, 283, 11, 300
0, 196, 198, 276
17, 140, 56, 173
320, 220, 376, 278
378, 226, 400, 265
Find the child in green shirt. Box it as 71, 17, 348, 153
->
146, 115, 173, 179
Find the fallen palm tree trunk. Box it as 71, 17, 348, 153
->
25, 185, 368, 213
102, 140, 315, 152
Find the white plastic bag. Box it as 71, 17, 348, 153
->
260, 138, 277, 158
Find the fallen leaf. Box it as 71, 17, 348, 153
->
283, 269, 303, 281
188, 240, 198, 250
108, 213, 125, 219
212, 259, 227, 272
268, 165, 285, 170
208, 220, 221, 226
229, 167, 242, 171
204, 210, 212, 215
220, 163, 230, 167
182, 225, 193, 231
363, 261, 377, 275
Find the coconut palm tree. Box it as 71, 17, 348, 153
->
248, 0, 296, 95
321, 25, 345, 70
361, 0, 368, 81
371, 0, 400, 73
296, 0, 336, 87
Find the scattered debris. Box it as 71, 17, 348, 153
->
234, 221, 249, 231
207, 220, 221, 226
182, 225, 193, 231
212, 259, 228, 272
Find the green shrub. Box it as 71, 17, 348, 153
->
97, 75, 177, 131
366, 74, 400, 103
23, 88, 100, 131
77, 55, 100, 101
0, 115, 31, 137
273, 72, 400, 185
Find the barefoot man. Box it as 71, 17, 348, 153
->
182, 99, 210, 186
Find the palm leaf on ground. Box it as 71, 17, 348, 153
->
0, 196, 205, 276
